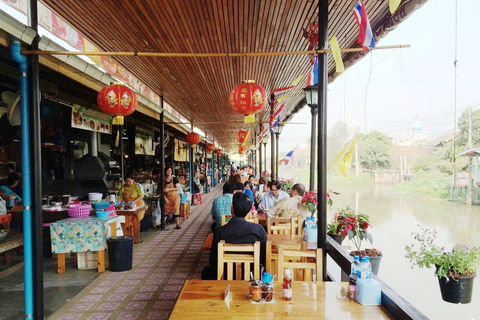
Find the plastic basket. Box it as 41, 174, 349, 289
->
67, 202, 92, 218
93, 201, 111, 211
96, 210, 112, 218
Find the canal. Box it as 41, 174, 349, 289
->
330, 185, 480, 320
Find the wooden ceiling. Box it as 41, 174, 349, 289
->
38, 0, 414, 150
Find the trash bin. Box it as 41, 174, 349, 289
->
107, 236, 133, 272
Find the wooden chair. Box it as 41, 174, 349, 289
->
245, 217, 259, 224
221, 214, 233, 226
277, 246, 322, 281
217, 240, 261, 280
290, 215, 304, 237
267, 216, 292, 235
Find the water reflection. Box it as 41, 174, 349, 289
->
330, 185, 480, 320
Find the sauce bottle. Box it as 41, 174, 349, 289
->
282, 268, 292, 301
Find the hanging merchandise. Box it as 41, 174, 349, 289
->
229, 80, 267, 123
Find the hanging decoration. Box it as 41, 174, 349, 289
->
216, 149, 223, 155
186, 132, 201, 145
237, 130, 250, 144
302, 21, 319, 64
238, 145, 248, 154
97, 82, 137, 125
97, 82, 137, 147
206, 143, 216, 153
229, 80, 267, 123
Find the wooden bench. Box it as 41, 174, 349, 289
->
0, 233, 23, 264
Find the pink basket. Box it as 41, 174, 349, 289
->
67, 202, 92, 218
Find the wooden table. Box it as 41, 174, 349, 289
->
170, 280, 393, 319
202, 233, 214, 251
50, 216, 120, 273
116, 206, 146, 244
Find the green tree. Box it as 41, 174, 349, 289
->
359, 130, 393, 170
457, 108, 480, 147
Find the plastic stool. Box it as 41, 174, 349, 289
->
193, 193, 203, 205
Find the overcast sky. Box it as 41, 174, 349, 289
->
280, 0, 480, 152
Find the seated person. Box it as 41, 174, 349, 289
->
267, 183, 309, 218
202, 192, 267, 280
243, 181, 254, 202
211, 182, 235, 232
258, 180, 289, 210
0, 185, 21, 202
119, 174, 145, 220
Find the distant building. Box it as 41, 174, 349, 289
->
427, 131, 459, 147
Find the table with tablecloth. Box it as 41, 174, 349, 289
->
50, 216, 120, 273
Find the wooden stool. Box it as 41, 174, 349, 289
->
180, 202, 190, 220
192, 193, 203, 205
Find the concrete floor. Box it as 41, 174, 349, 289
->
0, 228, 157, 320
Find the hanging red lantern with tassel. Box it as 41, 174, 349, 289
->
186, 132, 201, 145
206, 143, 216, 153
97, 82, 137, 147
97, 82, 137, 125
216, 149, 223, 155
229, 80, 267, 123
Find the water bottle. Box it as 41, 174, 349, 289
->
359, 256, 372, 279
349, 256, 360, 298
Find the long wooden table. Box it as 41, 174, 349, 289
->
170, 280, 393, 319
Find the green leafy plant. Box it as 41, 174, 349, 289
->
280, 179, 294, 192
301, 190, 317, 217
330, 205, 372, 252
405, 225, 480, 279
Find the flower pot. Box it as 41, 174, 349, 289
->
437, 274, 476, 304
328, 233, 345, 245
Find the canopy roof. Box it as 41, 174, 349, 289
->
40, 0, 427, 150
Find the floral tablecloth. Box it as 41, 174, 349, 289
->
50, 216, 120, 254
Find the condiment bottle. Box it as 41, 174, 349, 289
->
282, 269, 292, 301
249, 280, 262, 302
262, 272, 274, 302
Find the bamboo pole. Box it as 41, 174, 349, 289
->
21, 44, 410, 57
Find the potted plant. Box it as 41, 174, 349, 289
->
301, 190, 318, 242
335, 205, 382, 274
405, 225, 480, 304
327, 211, 346, 245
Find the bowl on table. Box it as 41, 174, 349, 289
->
0, 229, 10, 242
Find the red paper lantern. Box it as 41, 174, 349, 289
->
237, 130, 249, 144
229, 80, 267, 123
238, 145, 248, 154
186, 132, 201, 145
216, 149, 223, 155
97, 82, 137, 125
206, 143, 216, 152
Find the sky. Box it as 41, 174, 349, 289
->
279, 0, 480, 153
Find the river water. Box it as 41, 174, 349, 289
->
329, 185, 480, 320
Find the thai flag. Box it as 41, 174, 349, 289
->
306, 55, 318, 86
352, 0, 375, 50
279, 149, 295, 165
269, 116, 279, 133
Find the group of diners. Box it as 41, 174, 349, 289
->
202, 173, 309, 280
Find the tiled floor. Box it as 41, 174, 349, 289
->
47, 185, 222, 320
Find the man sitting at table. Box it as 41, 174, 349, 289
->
210, 182, 235, 232
267, 183, 310, 218
202, 192, 267, 280
258, 180, 290, 210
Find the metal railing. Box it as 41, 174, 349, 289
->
326, 236, 429, 320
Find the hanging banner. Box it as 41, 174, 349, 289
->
71, 105, 112, 134
135, 126, 156, 155
174, 139, 190, 162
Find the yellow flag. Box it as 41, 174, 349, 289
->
328, 36, 344, 74
241, 130, 251, 147
331, 134, 358, 177
389, 0, 401, 14
290, 72, 306, 86
277, 95, 289, 103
